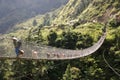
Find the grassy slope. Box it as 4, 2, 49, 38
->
8, 0, 120, 41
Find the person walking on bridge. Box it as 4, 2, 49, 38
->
12, 37, 24, 57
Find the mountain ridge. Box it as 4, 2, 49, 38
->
0, 0, 68, 33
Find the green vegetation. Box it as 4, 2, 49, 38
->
0, 0, 120, 80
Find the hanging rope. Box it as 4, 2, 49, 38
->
103, 52, 120, 77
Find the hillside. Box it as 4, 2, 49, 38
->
0, 0, 120, 80
10, 0, 120, 39
0, 0, 68, 33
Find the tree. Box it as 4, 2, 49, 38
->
62, 64, 72, 80
62, 64, 81, 80
47, 30, 57, 46
33, 20, 37, 26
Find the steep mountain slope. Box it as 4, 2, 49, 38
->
53, 0, 120, 24
10, 0, 120, 37
0, 0, 68, 33
53, 0, 92, 24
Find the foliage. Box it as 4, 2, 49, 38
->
47, 30, 57, 46
62, 64, 81, 80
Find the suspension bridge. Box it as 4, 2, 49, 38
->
0, 25, 106, 60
